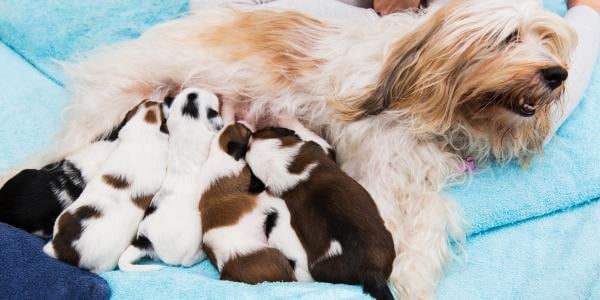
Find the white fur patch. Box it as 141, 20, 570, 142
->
246, 140, 317, 196
118, 89, 219, 271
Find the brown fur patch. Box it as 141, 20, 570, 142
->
200, 166, 257, 232
145, 109, 158, 124
287, 142, 321, 174
218, 123, 253, 154
132, 194, 154, 210
102, 174, 130, 189
200, 10, 326, 86
52, 206, 102, 266
220, 248, 296, 284
252, 127, 301, 148
123, 103, 142, 123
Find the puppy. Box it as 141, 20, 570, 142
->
0, 140, 116, 238
118, 88, 223, 272
246, 125, 395, 300
43, 100, 169, 273
200, 122, 296, 284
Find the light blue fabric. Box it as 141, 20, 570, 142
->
0, 0, 189, 85
438, 199, 600, 300
1, 1, 599, 299
0, 42, 67, 171
103, 260, 368, 300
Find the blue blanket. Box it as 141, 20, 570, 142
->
0, 222, 110, 300
0, 0, 599, 299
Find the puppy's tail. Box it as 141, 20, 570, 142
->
362, 271, 395, 300
118, 245, 162, 272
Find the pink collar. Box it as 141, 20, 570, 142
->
464, 157, 476, 172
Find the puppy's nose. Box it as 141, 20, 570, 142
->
541, 66, 568, 90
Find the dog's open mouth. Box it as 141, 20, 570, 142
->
507, 97, 543, 117
516, 102, 537, 117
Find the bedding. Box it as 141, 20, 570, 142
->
0, 0, 599, 299
0, 222, 110, 300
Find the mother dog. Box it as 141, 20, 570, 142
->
6, 0, 575, 298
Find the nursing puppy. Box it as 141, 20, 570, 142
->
43, 100, 169, 273
0, 140, 116, 238
200, 122, 296, 284
118, 88, 223, 272
246, 126, 395, 300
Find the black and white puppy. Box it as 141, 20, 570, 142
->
246, 122, 396, 300
118, 88, 223, 272
0, 133, 124, 238
200, 122, 296, 284
43, 100, 169, 273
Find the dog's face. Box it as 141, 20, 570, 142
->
163, 88, 224, 132
338, 0, 576, 163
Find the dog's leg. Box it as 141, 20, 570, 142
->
220, 248, 296, 284
180, 248, 207, 267
387, 191, 465, 299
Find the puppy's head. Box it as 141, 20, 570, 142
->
119, 100, 168, 138
214, 122, 253, 161
246, 127, 322, 194
163, 88, 224, 133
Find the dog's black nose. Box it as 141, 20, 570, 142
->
541, 66, 568, 90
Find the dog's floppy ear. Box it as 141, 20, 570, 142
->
327, 148, 337, 163
163, 96, 175, 108
248, 170, 265, 194
227, 141, 248, 161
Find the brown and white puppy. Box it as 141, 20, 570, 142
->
246, 126, 395, 300
43, 100, 169, 273
199, 122, 296, 284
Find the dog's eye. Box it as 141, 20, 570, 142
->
503, 30, 520, 45
207, 108, 219, 119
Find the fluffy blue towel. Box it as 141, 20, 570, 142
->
439, 198, 600, 300
0, 223, 110, 299
0, 42, 67, 169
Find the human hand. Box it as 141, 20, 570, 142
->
373, 0, 423, 15
568, 0, 600, 13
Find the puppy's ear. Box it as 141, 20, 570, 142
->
159, 106, 169, 134
248, 171, 265, 194
163, 96, 175, 108
327, 148, 337, 163
227, 141, 248, 161
271, 127, 296, 137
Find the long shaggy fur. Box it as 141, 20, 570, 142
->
5, 0, 576, 298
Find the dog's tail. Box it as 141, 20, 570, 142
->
362, 271, 395, 300
118, 237, 162, 272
